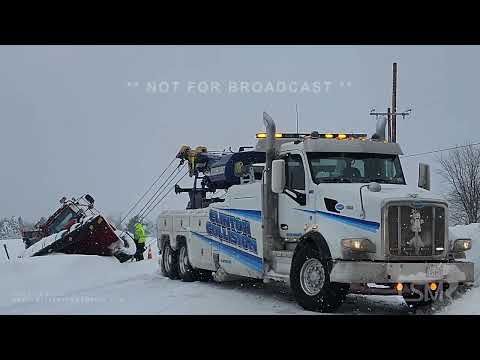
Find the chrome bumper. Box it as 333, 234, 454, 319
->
330, 260, 474, 283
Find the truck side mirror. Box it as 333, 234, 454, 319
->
272, 159, 286, 194
418, 163, 431, 191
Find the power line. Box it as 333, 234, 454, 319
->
401, 142, 480, 158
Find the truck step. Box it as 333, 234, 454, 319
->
271, 251, 293, 275
264, 270, 290, 284
272, 250, 293, 258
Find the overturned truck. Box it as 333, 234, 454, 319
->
21, 194, 136, 263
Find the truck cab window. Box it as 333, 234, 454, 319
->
307, 152, 406, 185
285, 154, 305, 191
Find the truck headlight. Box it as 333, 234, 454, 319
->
452, 239, 472, 252
341, 238, 376, 253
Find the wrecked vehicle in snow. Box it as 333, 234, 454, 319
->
21, 194, 136, 263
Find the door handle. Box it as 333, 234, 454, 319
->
280, 224, 289, 230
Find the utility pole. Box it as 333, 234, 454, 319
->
387, 107, 391, 142
369, 108, 411, 141
369, 62, 411, 142
392, 62, 398, 142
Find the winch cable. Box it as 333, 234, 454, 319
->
140, 169, 190, 249
117, 160, 181, 242
135, 164, 187, 221
119, 157, 177, 225
135, 164, 185, 220
140, 169, 189, 221
133, 166, 181, 220
138, 167, 189, 222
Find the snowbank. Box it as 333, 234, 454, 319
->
0, 255, 158, 314
440, 286, 480, 314
21, 231, 67, 258
0, 254, 313, 315
449, 223, 480, 286
0, 239, 25, 262
0, 225, 477, 315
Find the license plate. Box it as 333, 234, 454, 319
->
426, 263, 444, 278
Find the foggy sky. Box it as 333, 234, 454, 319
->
1, 45, 479, 222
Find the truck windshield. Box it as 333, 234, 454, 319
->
307, 152, 406, 185
46, 207, 78, 234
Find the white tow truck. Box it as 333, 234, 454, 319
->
157, 112, 474, 312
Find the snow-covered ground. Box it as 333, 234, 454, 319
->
0, 228, 478, 315
440, 286, 480, 314
0, 253, 410, 315
1, 238, 26, 262
449, 223, 480, 286
438, 223, 480, 314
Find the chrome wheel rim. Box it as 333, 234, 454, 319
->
164, 246, 171, 273
179, 246, 188, 275
300, 258, 325, 296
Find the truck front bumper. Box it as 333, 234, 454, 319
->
330, 260, 474, 284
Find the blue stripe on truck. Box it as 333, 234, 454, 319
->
215, 208, 262, 222
190, 231, 263, 273
218, 208, 379, 232
296, 208, 380, 233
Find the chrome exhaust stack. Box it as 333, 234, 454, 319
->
371, 116, 388, 141
262, 112, 281, 267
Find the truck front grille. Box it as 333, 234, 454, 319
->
386, 202, 446, 258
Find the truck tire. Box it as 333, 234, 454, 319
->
162, 242, 179, 280
160, 246, 168, 277
177, 241, 197, 282
290, 242, 348, 313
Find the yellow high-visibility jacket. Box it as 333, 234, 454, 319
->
134, 223, 146, 244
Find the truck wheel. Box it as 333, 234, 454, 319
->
177, 242, 197, 282
162, 242, 179, 280
160, 242, 168, 277
290, 243, 347, 313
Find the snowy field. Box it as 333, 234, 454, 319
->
0, 252, 408, 315
1, 238, 26, 262
0, 232, 478, 315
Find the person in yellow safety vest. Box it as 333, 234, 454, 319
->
134, 222, 146, 261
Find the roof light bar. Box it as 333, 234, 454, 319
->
255, 133, 309, 139
255, 132, 369, 140
319, 133, 368, 140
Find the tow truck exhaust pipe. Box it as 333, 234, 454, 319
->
371, 116, 388, 141
262, 112, 281, 267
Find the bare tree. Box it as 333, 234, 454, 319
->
437, 144, 480, 225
